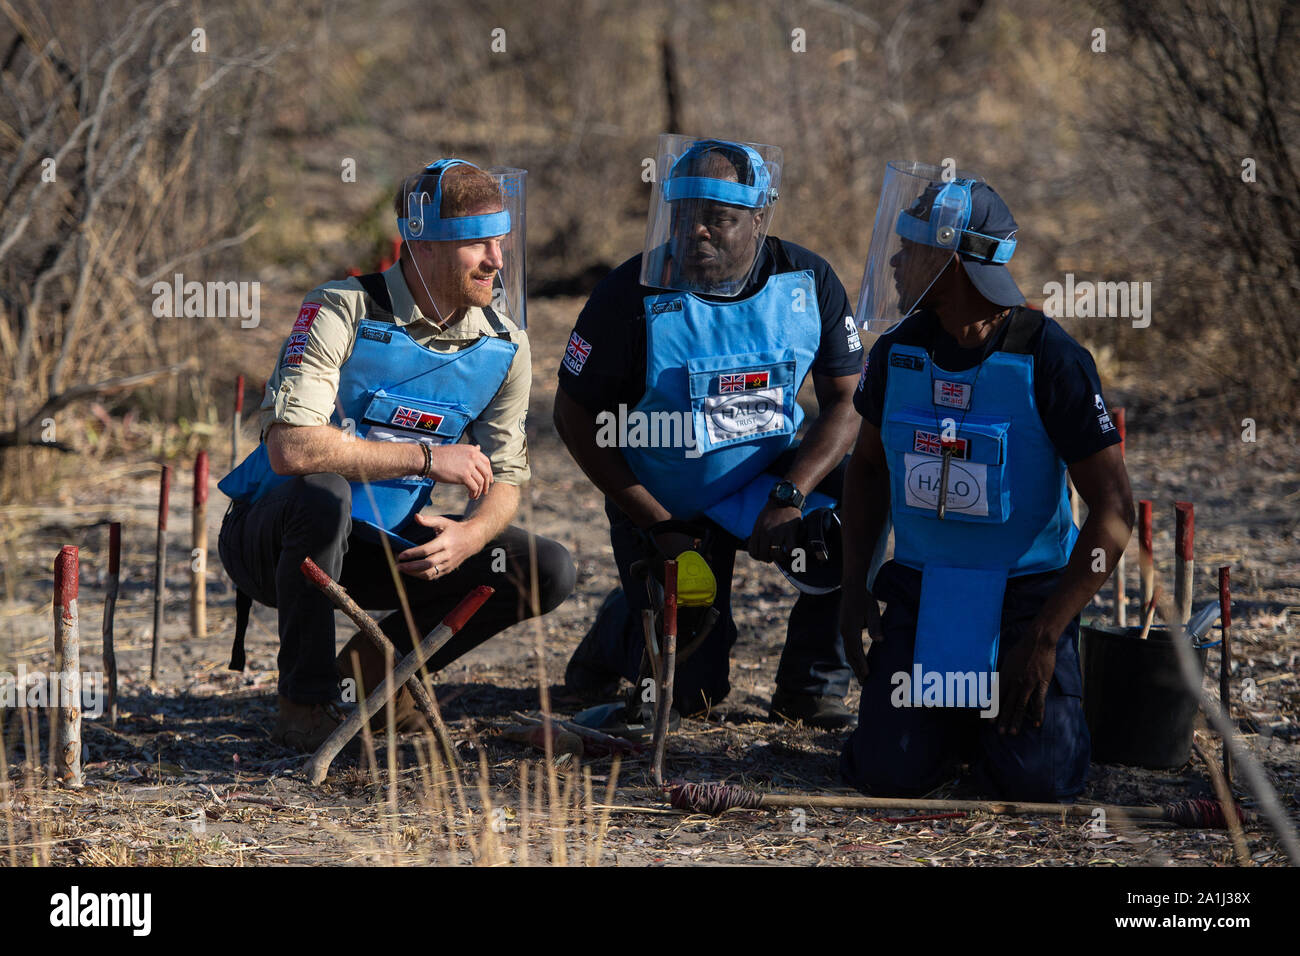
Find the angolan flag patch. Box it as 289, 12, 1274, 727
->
719, 371, 770, 392
390, 406, 444, 433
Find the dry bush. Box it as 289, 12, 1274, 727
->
0, 0, 293, 497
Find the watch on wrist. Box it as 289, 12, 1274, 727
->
769, 480, 805, 511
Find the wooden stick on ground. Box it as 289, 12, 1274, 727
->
1174, 501, 1195, 626
305, 585, 494, 785
1218, 565, 1233, 787
665, 782, 1248, 829
299, 557, 442, 730
150, 464, 170, 682
190, 451, 208, 641
651, 560, 678, 788
53, 546, 83, 788
1113, 408, 1127, 627
102, 522, 121, 727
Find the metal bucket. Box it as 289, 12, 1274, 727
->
1080, 625, 1208, 769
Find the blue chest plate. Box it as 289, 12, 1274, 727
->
622, 269, 821, 518
218, 314, 516, 536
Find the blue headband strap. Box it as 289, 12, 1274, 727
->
894, 178, 1016, 263
662, 176, 771, 207
398, 159, 510, 241
663, 140, 775, 208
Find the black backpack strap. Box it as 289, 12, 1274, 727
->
229, 589, 252, 671
482, 306, 514, 342
356, 271, 394, 320
1000, 306, 1043, 355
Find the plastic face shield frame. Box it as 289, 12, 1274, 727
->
641, 136, 781, 297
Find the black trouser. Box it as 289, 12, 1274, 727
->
840, 560, 1091, 801
576, 448, 853, 712
218, 473, 576, 704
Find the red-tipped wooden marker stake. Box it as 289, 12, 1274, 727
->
53, 546, 83, 788
191, 451, 209, 640
1218, 566, 1233, 787
652, 560, 679, 787
1138, 500, 1154, 615
1174, 501, 1195, 626
150, 465, 170, 681
1113, 408, 1128, 627
103, 522, 121, 726
231, 374, 244, 471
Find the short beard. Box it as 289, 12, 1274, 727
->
462, 272, 496, 308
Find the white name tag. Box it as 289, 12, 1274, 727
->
903, 453, 988, 516
702, 387, 785, 444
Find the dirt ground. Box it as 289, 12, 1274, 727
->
1, 297, 1297, 867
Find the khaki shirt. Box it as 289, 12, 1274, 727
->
259, 262, 531, 485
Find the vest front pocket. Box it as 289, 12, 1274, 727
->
685, 350, 797, 454
883, 405, 1011, 524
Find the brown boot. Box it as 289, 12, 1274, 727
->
335, 632, 432, 734
271, 696, 346, 753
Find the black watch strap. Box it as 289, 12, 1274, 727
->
769, 480, 805, 510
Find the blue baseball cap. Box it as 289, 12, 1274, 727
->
959, 182, 1024, 307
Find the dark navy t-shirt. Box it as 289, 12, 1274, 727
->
854, 308, 1121, 465
558, 237, 863, 414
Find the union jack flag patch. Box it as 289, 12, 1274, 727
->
933, 379, 972, 410
563, 331, 591, 376
914, 430, 970, 459
390, 406, 444, 433
719, 374, 745, 393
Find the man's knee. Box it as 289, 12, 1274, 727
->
977, 696, 1091, 801
840, 726, 951, 797
516, 534, 575, 616
288, 474, 352, 539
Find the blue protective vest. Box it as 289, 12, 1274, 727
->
217, 282, 517, 540
879, 311, 1076, 698
623, 263, 822, 528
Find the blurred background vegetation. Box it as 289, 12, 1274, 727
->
1, 0, 1296, 502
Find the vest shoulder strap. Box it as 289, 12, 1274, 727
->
357, 272, 394, 320
1000, 307, 1043, 355
765, 235, 796, 275
482, 306, 514, 341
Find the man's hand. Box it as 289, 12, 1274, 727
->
396, 514, 487, 579
996, 624, 1057, 735
426, 444, 493, 499
840, 587, 883, 685
748, 502, 802, 563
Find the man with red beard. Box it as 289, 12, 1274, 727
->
218, 160, 574, 751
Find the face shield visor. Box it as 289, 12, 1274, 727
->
640, 135, 781, 297
397, 160, 527, 328
854, 161, 1013, 334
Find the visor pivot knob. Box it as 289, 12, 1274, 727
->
936, 225, 955, 245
